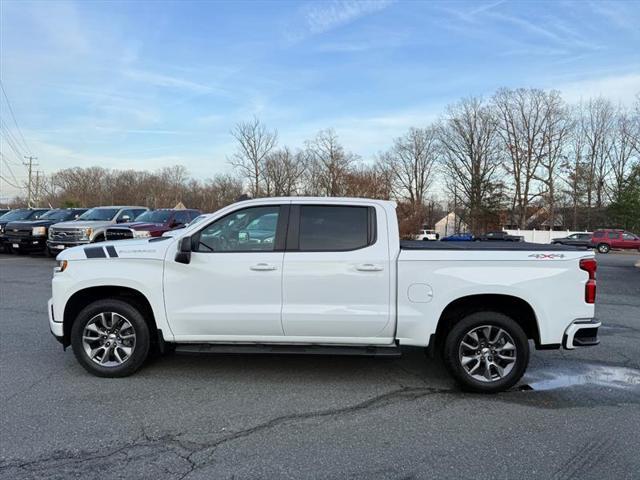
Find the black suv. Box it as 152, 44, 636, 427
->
0, 208, 50, 252
551, 232, 592, 248
477, 231, 524, 242
4, 208, 87, 255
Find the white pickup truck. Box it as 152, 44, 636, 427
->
49, 197, 600, 393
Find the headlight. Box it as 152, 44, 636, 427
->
133, 230, 151, 238
32, 226, 47, 236
54, 260, 68, 273
80, 227, 93, 240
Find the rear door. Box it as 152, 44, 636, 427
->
622, 232, 640, 249
281, 202, 393, 341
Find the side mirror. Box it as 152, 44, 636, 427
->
175, 236, 192, 264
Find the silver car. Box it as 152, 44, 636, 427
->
47, 206, 148, 254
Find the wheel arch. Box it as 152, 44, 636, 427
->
62, 285, 157, 348
433, 294, 540, 351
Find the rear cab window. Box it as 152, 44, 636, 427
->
290, 205, 376, 252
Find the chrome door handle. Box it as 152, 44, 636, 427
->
356, 263, 384, 272
250, 263, 278, 271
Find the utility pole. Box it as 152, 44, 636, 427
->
23, 156, 38, 207
34, 170, 42, 206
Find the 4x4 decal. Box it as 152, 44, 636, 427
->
528, 253, 565, 259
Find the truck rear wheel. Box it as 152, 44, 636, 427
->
443, 311, 529, 393
70, 299, 150, 377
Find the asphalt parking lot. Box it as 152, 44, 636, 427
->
1, 252, 639, 480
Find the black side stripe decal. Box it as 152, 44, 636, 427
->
105, 246, 118, 258
85, 246, 106, 258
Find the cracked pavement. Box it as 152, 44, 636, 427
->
1, 253, 639, 479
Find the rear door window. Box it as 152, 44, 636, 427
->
608, 232, 619, 239
297, 205, 372, 252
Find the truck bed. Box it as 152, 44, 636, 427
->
400, 240, 581, 251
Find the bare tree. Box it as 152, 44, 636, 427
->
343, 163, 393, 199
560, 110, 589, 230
439, 96, 503, 233
229, 117, 277, 197
381, 127, 439, 212
608, 109, 639, 203
580, 97, 616, 228
303, 129, 356, 196
536, 91, 572, 230
263, 147, 307, 196
493, 88, 554, 228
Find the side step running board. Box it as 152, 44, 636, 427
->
174, 343, 402, 357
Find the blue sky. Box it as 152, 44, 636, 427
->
1, 0, 639, 199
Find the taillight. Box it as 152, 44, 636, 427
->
580, 258, 597, 304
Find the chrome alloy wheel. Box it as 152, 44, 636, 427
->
458, 325, 517, 383
82, 312, 136, 367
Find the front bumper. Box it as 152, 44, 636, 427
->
5, 236, 47, 251
48, 297, 64, 344
47, 240, 90, 252
563, 319, 601, 349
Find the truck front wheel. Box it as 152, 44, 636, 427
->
70, 299, 150, 377
443, 311, 529, 393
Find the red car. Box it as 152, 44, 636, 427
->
105, 209, 201, 240
589, 229, 640, 254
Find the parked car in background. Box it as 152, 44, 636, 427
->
477, 231, 524, 242
441, 233, 475, 241
105, 209, 201, 241
0, 208, 50, 252
47, 206, 148, 253
589, 229, 640, 253
414, 229, 439, 241
4, 208, 87, 255
552, 232, 592, 248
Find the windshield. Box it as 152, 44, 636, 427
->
41, 210, 73, 221
0, 209, 37, 221
134, 210, 172, 223
78, 208, 119, 221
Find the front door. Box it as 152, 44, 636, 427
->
281, 203, 392, 341
164, 204, 288, 340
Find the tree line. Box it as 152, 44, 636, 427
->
18, 88, 640, 235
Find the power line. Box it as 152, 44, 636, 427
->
1, 154, 22, 186
0, 81, 32, 155
0, 119, 27, 164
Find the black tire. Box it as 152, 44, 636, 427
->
443, 311, 529, 393
597, 243, 610, 254
71, 298, 151, 377
46, 248, 57, 258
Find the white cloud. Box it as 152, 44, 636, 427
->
556, 72, 640, 105
287, 0, 395, 41
123, 69, 213, 94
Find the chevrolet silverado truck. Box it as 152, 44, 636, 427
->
4, 208, 87, 255
105, 208, 201, 241
47, 206, 148, 253
0, 208, 50, 252
48, 197, 599, 393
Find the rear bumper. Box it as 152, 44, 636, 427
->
563, 319, 601, 349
